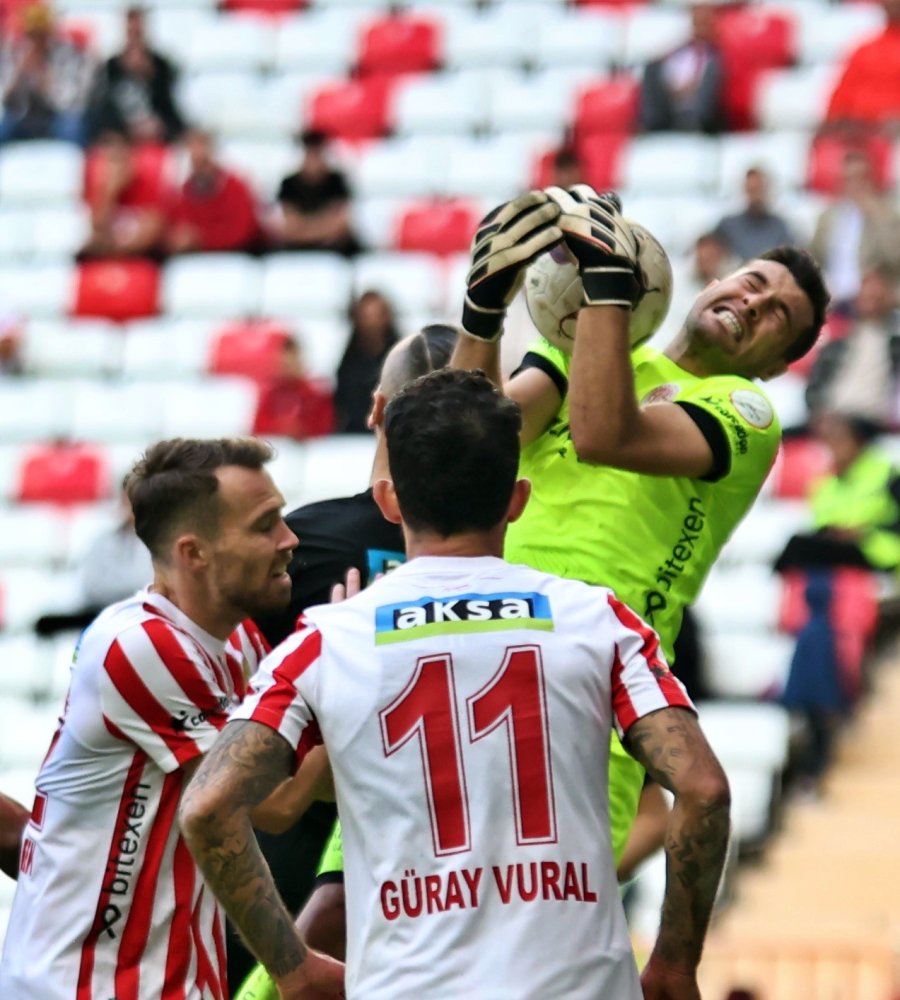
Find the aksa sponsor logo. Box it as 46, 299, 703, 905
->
375, 592, 554, 645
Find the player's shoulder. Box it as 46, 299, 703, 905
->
680, 374, 780, 436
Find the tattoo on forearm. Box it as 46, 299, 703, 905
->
181, 722, 306, 978
625, 708, 730, 970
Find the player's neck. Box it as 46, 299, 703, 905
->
663, 337, 721, 378
404, 526, 506, 561
149, 577, 239, 642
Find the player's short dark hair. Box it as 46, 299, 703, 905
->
378, 323, 459, 399
125, 437, 273, 561
758, 246, 830, 363
384, 369, 521, 537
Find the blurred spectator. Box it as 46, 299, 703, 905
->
166, 128, 263, 254
0, 317, 24, 376
87, 5, 185, 144
809, 148, 900, 314
334, 290, 400, 433
35, 490, 153, 637
0, 2, 95, 145
825, 0, 900, 135
684, 231, 732, 297
548, 145, 585, 189
806, 268, 900, 427
80, 132, 170, 259
713, 166, 795, 262
276, 129, 361, 257
639, 0, 725, 134
252, 337, 335, 440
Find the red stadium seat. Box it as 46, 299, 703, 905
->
83, 142, 171, 204
807, 134, 895, 195
770, 436, 832, 500
357, 14, 442, 77
73, 260, 160, 322
209, 321, 291, 382
574, 76, 640, 137
16, 443, 109, 505
307, 77, 395, 140
395, 199, 479, 256
221, 0, 305, 14
574, 133, 629, 191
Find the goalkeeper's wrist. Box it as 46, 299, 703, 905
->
580, 261, 640, 309
461, 295, 505, 343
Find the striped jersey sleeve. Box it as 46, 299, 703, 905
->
230, 623, 323, 761
226, 618, 272, 698
605, 593, 694, 736
99, 618, 232, 774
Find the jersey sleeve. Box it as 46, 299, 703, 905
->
675, 378, 781, 487
99, 619, 233, 774
511, 339, 572, 399
604, 593, 694, 738
229, 623, 323, 763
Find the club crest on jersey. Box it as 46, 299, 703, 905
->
375, 592, 554, 645
641, 383, 679, 405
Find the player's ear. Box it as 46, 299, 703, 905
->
505, 478, 532, 524
367, 389, 387, 431
172, 532, 209, 570
373, 478, 402, 524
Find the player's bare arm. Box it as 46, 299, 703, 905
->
623, 706, 730, 998
0, 792, 29, 880
179, 721, 344, 997
250, 744, 335, 836
569, 305, 716, 478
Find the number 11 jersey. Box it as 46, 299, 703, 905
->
233, 555, 694, 1000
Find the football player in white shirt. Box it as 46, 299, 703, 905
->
181, 371, 731, 1000
0, 437, 344, 1000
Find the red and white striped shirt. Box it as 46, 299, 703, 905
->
0, 589, 269, 1000
234, 555, 693, 1000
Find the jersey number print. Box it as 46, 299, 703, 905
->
380, 645, 557, 857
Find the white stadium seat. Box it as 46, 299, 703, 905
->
444, 133, 550, 198
0, 447, 21, 503
754, 65, 841, 132
0, 264, 75, 319
70, 381, 165, 444
795, 3, 884, 66
218, 139, 296, 199
696, 700, 792, 773
622, 6, 690, 66
120, 318, 214, 380
160, 377, 259, 438
764, 370, 809, 429
486, 68, 594, 134
703, 630, 795, 699
0, 381, 75, 444
352, 196, 405, 252
353, 252, 445, 317
718, 497, 810, 567
621, 194, 725, 258
353, 136, 453, 199
0, 207, 90, 262
294, 317, 348, 380
180, 72, 268, 139
0, 141, 83, 205
620, 135, 720, 196
393, 73, 485, 136
694, 564, 784, 634
178, 14, 277, 73
144, 8, 216, 65
295, 435, 377, 505
261, 438, 308, 510
533, 9, 625, 70
716, 131, 810, 198
162, 254, 263, 319
0, 699, 62, 770
261, 252, 354, 320
443, 5, 542, 69
22, 321, 122, 379
0, 505, 68, 569
274, 11, 360, 75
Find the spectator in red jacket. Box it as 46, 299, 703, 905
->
253, 337, 335, 440
166, 128, 262, 254
825, 0, 900, 133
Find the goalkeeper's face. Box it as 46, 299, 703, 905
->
683, 259, 814, 380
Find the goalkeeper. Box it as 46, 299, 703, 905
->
453, 186, 830, 872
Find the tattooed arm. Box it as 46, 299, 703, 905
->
623, 706, 730, 1000
179, 721, 344, 999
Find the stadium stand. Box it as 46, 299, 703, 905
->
2, 2, 900, 995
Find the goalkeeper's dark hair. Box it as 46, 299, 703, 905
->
378, 324, 459, 400
384, 369, 521, 537
758, 246, 830, 363
125, 437, 273, 561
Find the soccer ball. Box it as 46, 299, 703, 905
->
524, 221, 674, 354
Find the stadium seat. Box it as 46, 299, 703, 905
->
574, 133, 630, 191
395, 199, 479, 256
352, 136, 452, 199
70, 381, 164, 444
161, 254, 262, 319
83, 142, 172, 204
180, 72, 269, 139
703, 630, 796, 698
160, 378, 259, 438
795, 2, 885, 67
533, 8, 624, 70
222, 0, 304, 14
120, 318, 214, 380
0, 571, 63, 636
16, 443, 110, 505
218, 138, 296, 199
354, 251, 445, 317
444, 134, 547, 199
622, 6, 689, 66
0, 207, 90, 263
487, 68, 593, 135
306, 76, 395, 141
295, 435, 377, 505
356, 12, 442, 77
353, 196, 407, 251
209, 320, 291, 381
260, 252, 353, 320
442, 5, 540, 69
0, 699, 61, 769
806, 134, 896, 195
717, 130, 809, 199
0, 634, 55, 699
769, 436, 832, 501
622, 193, 724, 257
0, 505, 68, 569
754, 65, 841, 132
574, 75, 641, 137
695, 564, 783, 634
0, 141, 83, 205
0, 380, 75, 444
273, 10, 360, 74
292, 317, 347, 380
73, 260, 160, 322
182, 14, 277, 72
0, 263, 75, 319
392, 72, 484, 135
764, 370, 810, 430
619, 135, 720, 196
21, 320, 121, 378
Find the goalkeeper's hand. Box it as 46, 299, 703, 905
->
462, 190, 562, 342
544, 185, 642, 310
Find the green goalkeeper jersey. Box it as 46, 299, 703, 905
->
506, 341, 781, 857
507, 341, 781, 662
